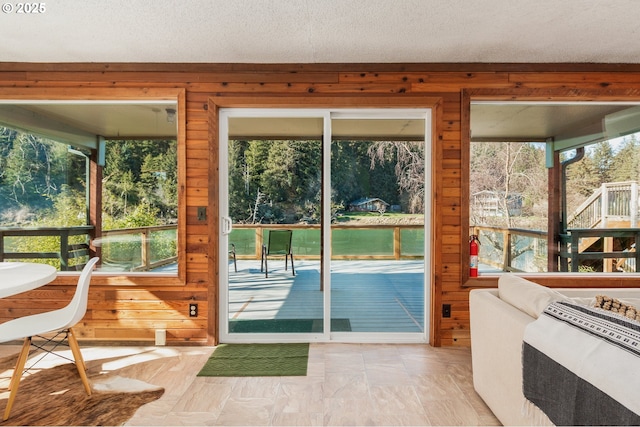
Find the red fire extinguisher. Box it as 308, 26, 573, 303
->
470, 235, 480, 277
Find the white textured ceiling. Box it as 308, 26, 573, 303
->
2, 1, 640, 146
1, 0, 639, 63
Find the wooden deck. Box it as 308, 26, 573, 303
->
228, 260, 425, 333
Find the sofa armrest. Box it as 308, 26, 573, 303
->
470, 289, 538, 426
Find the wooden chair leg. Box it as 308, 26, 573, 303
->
7, 338, 29, 392
67, 328, 91, 396
4, 338, 31, 421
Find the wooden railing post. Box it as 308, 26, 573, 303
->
601, 183, 608, 228
635, 230, 640, 272
60, 229, 69, 271
394, 226, 401, 260
632, 182, 638, 228
604, 235, 614, 272
502, 231, 511, 272
142, 228, 151, 270
570, 232, 580, 272
256, 227, 264, 259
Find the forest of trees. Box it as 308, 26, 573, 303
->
227, 139, 425, 224
0, 126, 178, 229
4, 124, 638, 234
1, 128, 423, 230
470, 135, 640, 231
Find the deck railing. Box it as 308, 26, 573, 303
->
6, 222, 639, 274
0, 224, 178, 272
560, 228, 640, 272
472, 225, 640, 273
471, 225, 548, 272
230, 223, 425, 260
568, 181, 640, 229
98, 225, 178, 271
0, 225, 93, 270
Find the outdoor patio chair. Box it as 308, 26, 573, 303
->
261, 230, 295, 278
0, 257, 99, 421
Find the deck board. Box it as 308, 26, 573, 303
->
228, 260, 425, 333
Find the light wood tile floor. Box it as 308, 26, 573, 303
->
0, 343, 501, 426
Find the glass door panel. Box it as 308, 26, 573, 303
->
330, 117, 426, 336
223, 115, 324, 337
220, 109, 430, 343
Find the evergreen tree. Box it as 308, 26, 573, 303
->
259, 140, 321, 222
566, 150, 599, 200
611, 135, 640, 182
331, 141, 365, 206
102, 139, 177, 227
228, 140, 254, 222
227, 139, 405, 223
139, 140, 178, 220
0, 131, 84, 224
590, 141, 614, 184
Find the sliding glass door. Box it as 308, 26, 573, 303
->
330, 115, 427, 338
219, 109, 430, 343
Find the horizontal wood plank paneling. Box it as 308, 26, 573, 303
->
1, 63, 640, 346
6, 62, 640, 73
24, 71, 340, 84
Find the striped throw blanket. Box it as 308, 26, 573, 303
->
523, 301, 640, 426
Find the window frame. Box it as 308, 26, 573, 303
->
0, 88, 187, 286
463, 88, 640, 287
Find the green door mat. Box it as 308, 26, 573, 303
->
197, 343, 309, 377
228, 318, 351, 333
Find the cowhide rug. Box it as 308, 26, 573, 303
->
0, 353, 164, 426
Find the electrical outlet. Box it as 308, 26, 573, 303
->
189, 303, 198, 317
442, 304, 451, 318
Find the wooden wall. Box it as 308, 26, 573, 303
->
2, 63, 640, 347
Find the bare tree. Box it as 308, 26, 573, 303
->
249, 189, 264, 224
368, 141, 424, 214
471, 141, 546, 229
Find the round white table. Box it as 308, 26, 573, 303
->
0, 262, 57, 298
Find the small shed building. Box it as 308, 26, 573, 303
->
349, 198, 391, 212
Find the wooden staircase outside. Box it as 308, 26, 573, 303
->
562, 181, 640, 272
568, 181, 640, 230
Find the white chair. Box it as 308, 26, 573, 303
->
0, 257, 99, 421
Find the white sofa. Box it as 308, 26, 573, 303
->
469, 275, 640, 426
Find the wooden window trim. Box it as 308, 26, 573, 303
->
0, 87, 187, 286
463, 88, 640, 288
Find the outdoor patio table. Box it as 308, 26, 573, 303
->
0, 262, 57, 298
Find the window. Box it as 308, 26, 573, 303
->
470, 140, 548, 273
0, 98, 182, 277
470, 101, 640, 275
